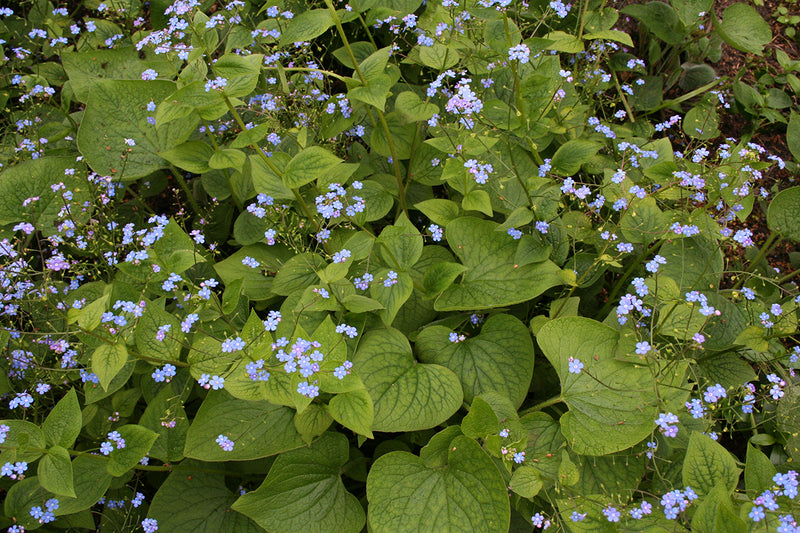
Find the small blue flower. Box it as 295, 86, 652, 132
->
568, 357, 583, 374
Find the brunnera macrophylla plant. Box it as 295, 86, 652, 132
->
0, 0, 799, 531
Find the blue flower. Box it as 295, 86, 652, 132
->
568, 357, 584, 374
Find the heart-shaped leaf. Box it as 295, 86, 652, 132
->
435, 217, 563, 311
367, 435, 509, 532
184, 391, 305, 461
416, 314, 534, 407
233, 432, 365, 533
353, 328, 462, 432
537, 317, 658, 455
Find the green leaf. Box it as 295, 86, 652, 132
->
38, 446, 76, 497
279, 9, 334, 46
462, 189, 493, 216
369, 113, 417, 159
416, 314, 534, 407
353, 327, 462, 432
767, 186, 800, 242
583, 30, 633, 47
683, 431, 741, 496
509, 466, 543, 498
734, 326, 769, 352
419, 43, 460, 69
423, 262, 466, 296
184, 391, 305, 461
692, 483, 743, 533
696, 351, 757, 389
233, 432, 365, 533
659, 236, 723, 293
367, 436, 510, 533
341, 294, 385, 313
543, 31, 584, 53
150, 219, 202, 273
369, 269, 413, 325
349, 77, 392, 110
209, 148, 247, 171
214, 243, 294, 300
0, 157, 90, 234
621, 2, 686, 44
414, 199, 461, 225
435, 217, 563, 311
395, 91, 438, 123
159, 140, 215, 173
92, 342, 129, 391
107, 424, 159, 476
328, 389, 375, 438
716, 3, 771, 55
150, 461, 262, 533
42, 388, 81, 449
4, 456, 111, 528
135, 301, 182, 361
378, 214, 423, 271
294, 403, 334, 444
745, 444, 776, 498
619, 196, 667, 243
683, 103, 719, 139
537, 317, 658, 455
283, 146, 342, 189
139, 377, 191, 462
551, 140, 602, 176
787, 112, 800, 163
77, 79, 198, 181
61, 46, 175, 102
461, 396, 499, 439
212, 53, 263, 98
558, 450, 580, 486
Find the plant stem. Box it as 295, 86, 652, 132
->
733, 231, 781, 290
519, 395, 564, 417
169, 164, 201, 215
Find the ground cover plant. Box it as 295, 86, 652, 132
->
1, 0, 800, 531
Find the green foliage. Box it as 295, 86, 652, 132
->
0, 0, 797, 530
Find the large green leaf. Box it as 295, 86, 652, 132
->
150, 461, 262, 533
715, 3, 771, 55
435, 217, 563, 311
415, 314, 534, 407
42, 388, 81, 449
621, 1, 686, 44
61, 46, 176, 102
682, 431, 740, 496
659, 236, 723, 293
551, 140, 602, 175
183, 391, 305, 461
0, 157, 90, 234
282, 146, 342, 189
77, 79, 198, 180
767, 186, 800, 242
537, 317, 658, 455
353, 328, 462, 432
233, 432, 365, 533
367, 436, 509, 533
279, 8, 334, 46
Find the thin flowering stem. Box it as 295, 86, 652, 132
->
168, 164, 202, 215
733, 231, 781, 290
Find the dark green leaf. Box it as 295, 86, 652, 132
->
233, 433, 365, 533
